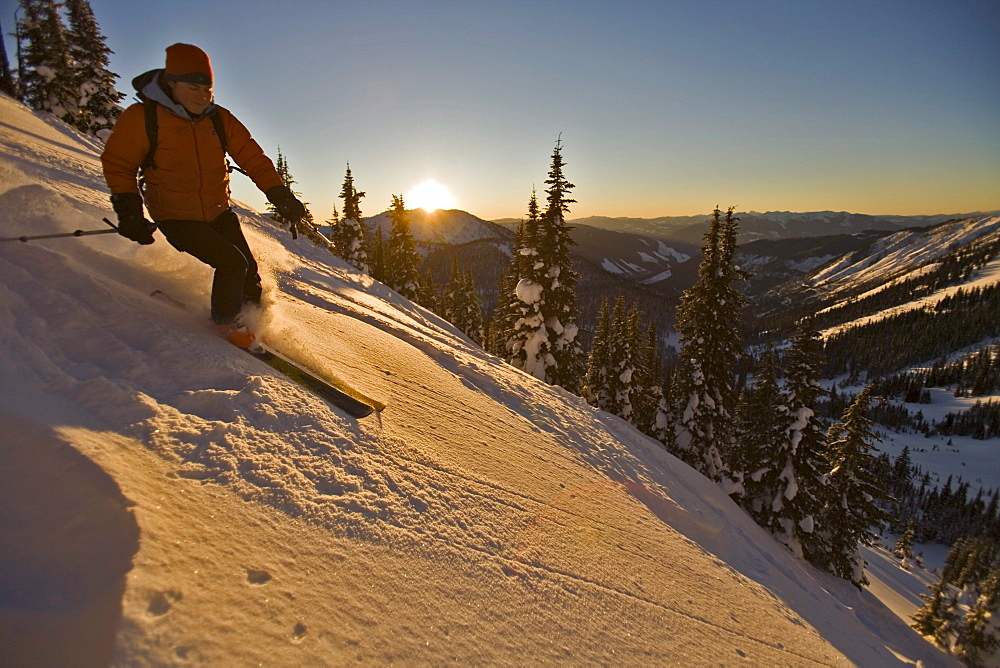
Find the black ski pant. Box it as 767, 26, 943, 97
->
156, 209, 262, 325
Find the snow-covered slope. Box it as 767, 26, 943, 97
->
811, 216, 1000, 295
0, 94, 953, 665
566, 223, 695, 286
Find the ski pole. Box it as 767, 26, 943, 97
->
1, 217, 120, 244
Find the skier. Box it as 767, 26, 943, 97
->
101, 43, 306, 348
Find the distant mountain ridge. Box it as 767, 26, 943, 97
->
364, 208, 509, 248
737, 214, 1000, 335
355, 208, 997, 251
359, 208, 697, 292
516, 210, 1000, 245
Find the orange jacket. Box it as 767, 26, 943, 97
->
102, 102, 283, 222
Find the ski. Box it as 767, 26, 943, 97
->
149, 290, 383, 418
244, 343, 382, 419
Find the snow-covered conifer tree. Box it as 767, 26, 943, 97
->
671, 206, 746, 485
819, 387, 891, 588
17, 0, 78, 124
503, 190, 550, 379
894, 518, 917, 568
442, 260, 483, 344
956, 568, 1000, 666
488, 261, 520, 357
416, 269, 438, 311
536, 137, 584, 392
632, 322, 663, 437
332, 163, 369, 273
652, 364, 676, 445
583, 297, 614, 410
910, 578, 959, 647
368, 227, 386, 284
64, 0, 121, 136
736, 349, 786, 518
441, 257, 461, 323
765, 323, 830, 561
913, 530, 1000, 658
385, 195, 421, 301
489, 213, 532, 357
608, 299, 640, 420
498, 137, 582, 393
607, 297, 629, 414
912, 576, 962, 650
459, 267, 484, 344
585, 299, 654, 425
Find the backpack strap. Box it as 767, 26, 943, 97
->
141, 98, 158, 172
210, 108, 248, 176
209, 109, 228, 155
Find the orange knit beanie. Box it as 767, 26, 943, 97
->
164, 43, 213, 85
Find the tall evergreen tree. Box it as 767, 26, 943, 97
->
608, 299, 640, 420
385, 195, 421, 301
583, 297, 614, 410
63, 0, 121, 135
819, 387, 891, 588
539, 137, 584, 392
499, 142, 583, 390
332, 163, 369, 273
583, 298, 648, 423
442, 259, 483, 344
894, 518, 917, 567
768, 323, 830, 562
736, 349, 786, 518
957, 568, 1000, 665
368, 226, 387, 284
489, 215, 527, 357
503, 190, 550, 379
488, 257, 521, 358
652, 363, 676, 445
17, 0, 77, 124
437, 257, 464, 330
459, 267, 484, 344
670, 206, 746, 486
633, 322, 663, 437
912, 576, 962, 649
416, 268, 438, 311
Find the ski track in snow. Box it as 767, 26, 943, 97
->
0, 94, 958, 665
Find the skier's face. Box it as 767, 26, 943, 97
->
170, 81, 213, 116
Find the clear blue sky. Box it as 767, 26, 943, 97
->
4, 0, 999, 220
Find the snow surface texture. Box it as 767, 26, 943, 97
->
0, 94, 955, 665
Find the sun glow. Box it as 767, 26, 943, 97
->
406, 179, 456, 213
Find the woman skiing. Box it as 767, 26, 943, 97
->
101, 43, 306, 348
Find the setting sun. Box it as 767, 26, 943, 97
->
406, 179, 456, 213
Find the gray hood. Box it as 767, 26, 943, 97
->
133, 68, 216, 120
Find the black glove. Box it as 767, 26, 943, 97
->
265, 185, 307, 224
110, 192, 155, 245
